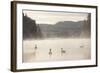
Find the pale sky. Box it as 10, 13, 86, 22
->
23, 10, 88, 25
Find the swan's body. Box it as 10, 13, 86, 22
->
61, 48, 66, 54
49, 49, 52, 56
80, 45, 84, 48
34, 44, 37, 50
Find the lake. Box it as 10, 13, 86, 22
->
23, 38, 91, 63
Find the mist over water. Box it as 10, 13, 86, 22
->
23, 38, 91, 63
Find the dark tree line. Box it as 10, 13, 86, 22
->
81, 13, 91, 37
23, 13, 42, 39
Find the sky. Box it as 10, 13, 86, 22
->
23, 10, 88, 25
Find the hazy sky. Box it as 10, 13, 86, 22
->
23, 10, 88, 24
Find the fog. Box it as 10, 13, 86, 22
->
23, 38, 91, 63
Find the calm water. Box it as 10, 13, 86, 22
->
23, 38, 91, 63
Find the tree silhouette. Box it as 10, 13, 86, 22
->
23, 13, 42, 39
81, 13, 91, 37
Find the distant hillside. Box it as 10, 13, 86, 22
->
38, 21, 84, 38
